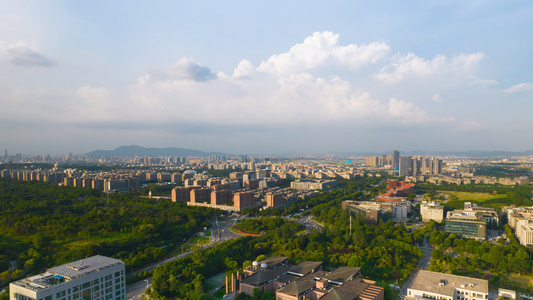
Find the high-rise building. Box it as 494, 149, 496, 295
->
10, 255, 125, 300
365, 156, 379, 167
411, 158, 421, 176
399, 156, 411, 176
380, 154, 389, 167
433, 157, 443, 175
391, 150, 399, 170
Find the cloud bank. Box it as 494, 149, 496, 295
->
3, 31, 529, 153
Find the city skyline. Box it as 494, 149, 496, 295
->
1, 1, 533, 155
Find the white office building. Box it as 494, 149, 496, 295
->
406, 270, 488, 300
10, 255, 125, 300
421, 201, 444, 223
392, 204, 409, 219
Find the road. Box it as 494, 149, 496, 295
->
397, 245, 433, 300
126, 214, 327, 300
126, 278, 151, 300
126, 217, 242, 300
292, 215, 324, 235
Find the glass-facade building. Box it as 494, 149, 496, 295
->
445, 216, 485, 239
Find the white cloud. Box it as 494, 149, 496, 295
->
442, 116, 455, 122
8, 45, 54, 67
3, 32, 470, 136
431, 94, 442, 103
257, 31, 389, 75
505, 83, 533, 93
375, 52, 484, 84
69, 86, 130, 125
460, 121, 484, 131
147, 57, 216, 82
0, 40, 54, 67
232, 59, 254, 79
387, 98, 431, 123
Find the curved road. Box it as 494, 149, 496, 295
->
126, 218, 241, 299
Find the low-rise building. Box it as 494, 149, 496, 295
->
342, 201, 381, 225
421, 200, 444, 223
445, 210, 486, 239
406, 270, 488, 300
290, 179, 337, 191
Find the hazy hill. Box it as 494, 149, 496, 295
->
84, 145, 228, 158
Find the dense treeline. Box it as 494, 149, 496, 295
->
235, 218, 302, 234
150, 237, 259, 300
305, 199, 421, 281
474, 164, 531, 178
426, 225, 533, 293
0, 178, 213, 284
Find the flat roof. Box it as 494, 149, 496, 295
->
324, 267, 361, 283
410, 270, 488, 296
276, 273, 316, 295
287, 261, 322, 276
47, 255, 124, 279
240, 266, 291, 286
11, 256, 124, 292
258, 256, 288, 267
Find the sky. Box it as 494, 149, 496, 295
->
1, 1, 533, 156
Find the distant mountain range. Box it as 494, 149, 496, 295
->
84, 145, 228, 158
84, 145, 533, 158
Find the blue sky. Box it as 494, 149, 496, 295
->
1, 1, 532, 155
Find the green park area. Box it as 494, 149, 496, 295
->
444, 191, 506, 202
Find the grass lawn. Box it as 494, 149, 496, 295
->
506, 273, 533, 290
213, 287, 227, 298
188, 235, 211, 247
443, 191, 506, 202
508, 273, 533, 284
295, 229, 307, 236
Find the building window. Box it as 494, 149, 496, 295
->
82, 290, 90, 300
